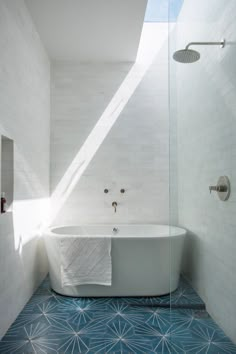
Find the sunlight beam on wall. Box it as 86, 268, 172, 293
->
46, 23, 169, 228
14, 198, 50, 251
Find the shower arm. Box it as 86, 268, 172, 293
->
186, 40, 225, 50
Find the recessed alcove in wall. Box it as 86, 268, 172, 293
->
1, 136, 14, 213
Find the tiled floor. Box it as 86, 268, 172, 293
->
0, 276, 236, 353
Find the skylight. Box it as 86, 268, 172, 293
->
144, 0, 184, 22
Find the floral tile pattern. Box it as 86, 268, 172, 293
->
0, 276, 236, 354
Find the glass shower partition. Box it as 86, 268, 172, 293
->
169, 0, 236, 350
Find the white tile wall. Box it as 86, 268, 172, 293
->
171, 0, 236, 342
50, 35, 170, 225
0, 0, 50, 339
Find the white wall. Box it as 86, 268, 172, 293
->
25, 0, 147, 62
172, 0, 236, 342
50, 25, 170, 226
0, 0, 50, 339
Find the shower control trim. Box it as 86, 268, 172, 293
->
209, 176, 230, 201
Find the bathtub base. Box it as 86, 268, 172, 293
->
46, 232, 185, 297
50, 281, 179, 297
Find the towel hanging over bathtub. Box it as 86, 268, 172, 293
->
60, 237, 112, 287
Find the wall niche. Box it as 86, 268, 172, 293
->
1, 135, 14, 213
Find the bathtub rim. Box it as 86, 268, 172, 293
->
46, 224, 186, 239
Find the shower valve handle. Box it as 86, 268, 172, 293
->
209, 176, 230, 201
209, 185, 227, 193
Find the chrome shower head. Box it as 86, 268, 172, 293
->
173, 49, 200, 63
173, 39, 225, 64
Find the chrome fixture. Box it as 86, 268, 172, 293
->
112, 201, 117, 213
173, 39, 225, 63
120, 188, 125, 193
104, 189, 109, 193
209, 176, 230, 201
112, 227, 118, 233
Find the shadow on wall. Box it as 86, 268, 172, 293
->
180, 228, 214, 303
181, 229, 199, 282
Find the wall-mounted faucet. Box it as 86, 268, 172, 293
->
112, 201, 117, 213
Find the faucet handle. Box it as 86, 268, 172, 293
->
209, 185, 227, 193
209, 185, 216, 193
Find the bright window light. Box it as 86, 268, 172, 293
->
144, 0, 183, 22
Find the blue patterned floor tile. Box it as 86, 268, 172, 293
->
170, 308, 218, 331
183, 325, 236, 354
144, 308, 171, 328
1, 275, 236, 354
169, 277, 204, 305
92, 300, 146, 327
89, 319, 153, 354
135, 321, 190, 354
0, 321, 59, 354
49, 319, 104, 353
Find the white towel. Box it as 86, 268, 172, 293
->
60, 237, 112, 287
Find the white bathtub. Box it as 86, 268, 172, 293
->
45, 224, 186, 297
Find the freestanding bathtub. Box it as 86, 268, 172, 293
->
44, 224, 186, 297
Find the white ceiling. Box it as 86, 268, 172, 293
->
25, 0, 147, 62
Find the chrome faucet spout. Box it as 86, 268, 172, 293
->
112, 201, 117, 213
